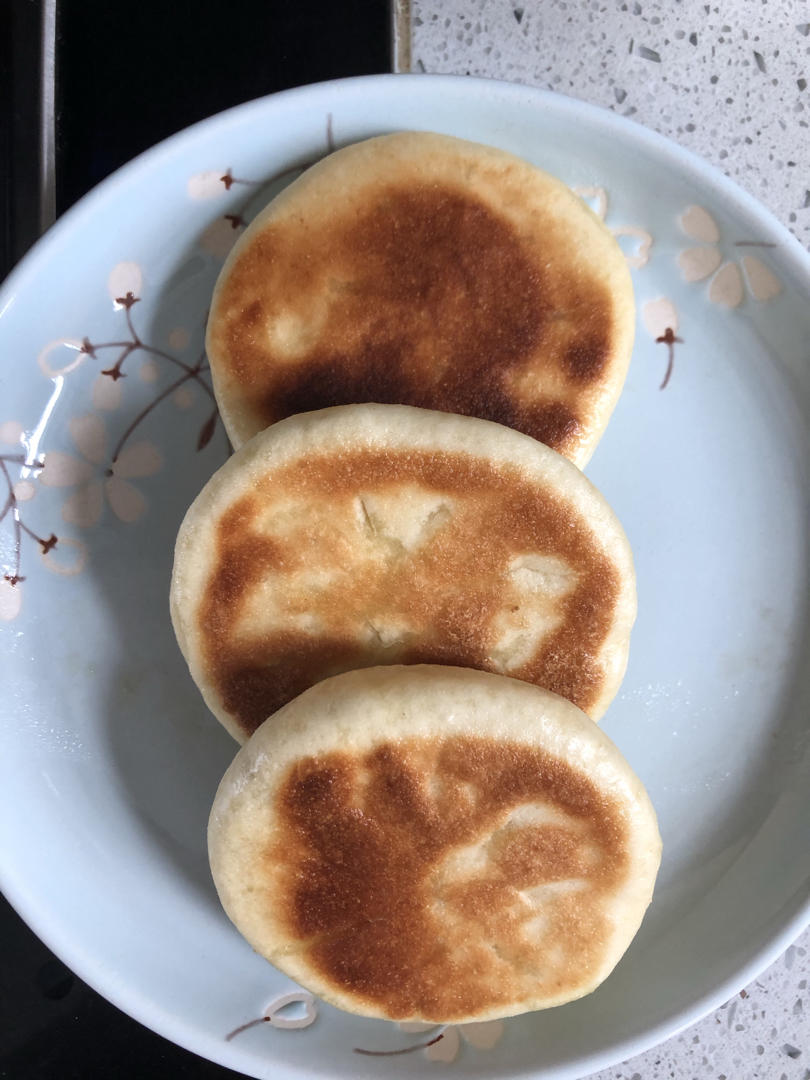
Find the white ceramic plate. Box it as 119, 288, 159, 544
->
1, 75, 809, 1080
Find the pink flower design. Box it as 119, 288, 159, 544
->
677, 205, 782, 308
225, 991, 317, 1041
642, 297, 683, 389
397, 1019, 505, 1063
574, 186, 653, 268
40, 414, 162, 527
0, 577, 23, 622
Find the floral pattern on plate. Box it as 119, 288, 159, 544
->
677, 204, 783, 307
0, 267, 223, 619
574, 185, 654, 268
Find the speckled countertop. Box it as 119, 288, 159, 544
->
396, 3, 810, 1077
399, 0, 810, 248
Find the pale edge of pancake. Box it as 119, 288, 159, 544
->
169, 404, 638, 742
208, 664, 662, 1023
205, 131, 636, 466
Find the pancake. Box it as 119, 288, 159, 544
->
208, 665, 661, 1023
205, 131, 635, 466
170, 404, 636, 743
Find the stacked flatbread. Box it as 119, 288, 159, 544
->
205, 131, 635, 467
209, 666, 661, 1023
170, 404, 636, 742
171, 133, 659, 1024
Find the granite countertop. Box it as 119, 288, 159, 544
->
398, 3, 810, 1078
402, 0, 810, 246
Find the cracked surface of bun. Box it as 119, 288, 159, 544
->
170, 404, 636, 742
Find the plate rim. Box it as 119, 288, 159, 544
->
1, 71, 810, 1080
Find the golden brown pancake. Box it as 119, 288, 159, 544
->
170, 404, 636, 743
208, 665, 661, 1022
205, 132, 635, 466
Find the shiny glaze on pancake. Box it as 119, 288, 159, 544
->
271, 734, 629, 1020
208, 171, 621, 458
198, 448, 620, 739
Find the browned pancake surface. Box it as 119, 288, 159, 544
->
208, 666, 660, 1021
206, 134, 635, 462
273, 733, 628, 1020
199, 448, 620, 739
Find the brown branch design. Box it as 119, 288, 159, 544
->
81, 292, 219, 463
0, 454, 57, 586
225, 1015, 271, 1042
213, 112, 336, 237
3, 114, 334, 602
656, 327, 683, 390
354, 1032, 447, 1057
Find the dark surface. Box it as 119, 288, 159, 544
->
0, 0, 392, 275
1, 1, 46, 275
55, 0, 392, 215
0, 895, 243, 1080
0, 0, 391, 1075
